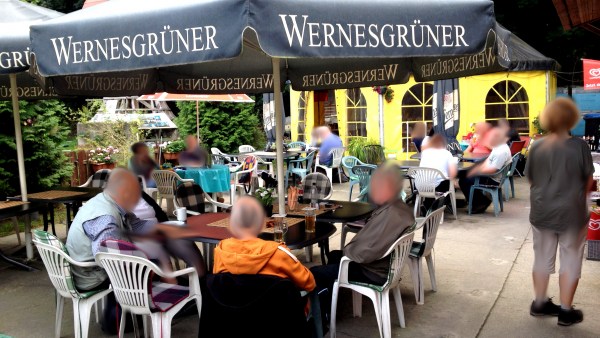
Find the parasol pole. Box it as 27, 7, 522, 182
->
196, 100, 200, 143
10, 73, 33, 260
272, 58, 286, 213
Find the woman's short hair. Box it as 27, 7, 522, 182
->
427, 134, 446, 149
540, 97, 580, 133
130, 142, 147, 154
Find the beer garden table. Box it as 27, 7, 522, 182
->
175, 165, 231, 193
0, 200, 47, 266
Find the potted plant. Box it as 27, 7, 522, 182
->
164, 140, 185, 161
88, 146, 118, 172
254, 187, 275, 216
532, 115, 546, 139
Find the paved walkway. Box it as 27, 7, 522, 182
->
1, 179, 599, 337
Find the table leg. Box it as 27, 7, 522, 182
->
202, 243, 215, 271
66, 204, 72, 230
24, 214, 33, 260
49, 204, 56, 236
42, 209, 49, 233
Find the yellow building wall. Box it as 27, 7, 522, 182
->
290, 71, 553, 157
290, 91, 316, 144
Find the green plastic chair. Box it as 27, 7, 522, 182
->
286, 150, 317, 187
468, 164, 511, 217
503, 153, 521, 201
341, 156, 365, 200
287, 141, 308, 150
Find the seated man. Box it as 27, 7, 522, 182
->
213, 196, 315, 291
310, 164, 415, 322
459, 128, 512, 214
66, 168, 206, 292
316, 126, 343, 166
179, 135, 209, 167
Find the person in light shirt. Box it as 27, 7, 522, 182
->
419, 134, 458, 191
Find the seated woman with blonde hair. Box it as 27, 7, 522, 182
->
419, 134, 458, 192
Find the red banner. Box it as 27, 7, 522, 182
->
583, 59, 600, 90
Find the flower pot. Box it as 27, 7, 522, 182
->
263, 205, 273, 217
164, 152, 179, 161
92, 162, 116, 173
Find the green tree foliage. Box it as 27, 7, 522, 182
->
174, 100, 266, 153
0, 100, 73, 195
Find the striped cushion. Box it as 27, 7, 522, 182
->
99, 239, 189, 312
33, 229, 100, 299
302, 173, 332, 200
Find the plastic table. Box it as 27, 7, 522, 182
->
176, 165, 231, 193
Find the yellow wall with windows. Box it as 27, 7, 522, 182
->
290, 71, 556, 158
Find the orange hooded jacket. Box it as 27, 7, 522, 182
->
213, 237, 316, 292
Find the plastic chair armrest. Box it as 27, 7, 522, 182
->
186, 210, 201, 216
337, 256, 353, 284
78, 176, 93, 188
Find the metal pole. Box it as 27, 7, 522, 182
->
378, 94, 385, 146
10, 73, 33, 260
196, 100, 200, 143
272, 58, 286, 213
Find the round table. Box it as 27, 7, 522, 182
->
311, 200, 376, 223
157, 213, 337, 265
175, 165, 230, 193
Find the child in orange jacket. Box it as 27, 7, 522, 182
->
213, 196, 315, 292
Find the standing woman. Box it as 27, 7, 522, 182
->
525, 98, 593, 326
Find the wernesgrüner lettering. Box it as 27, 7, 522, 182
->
302, 64, 399, 88
64, 74, 150, 92
0, 85, 57, 99
176, 74, 274, 92
280, 15, 469, 48
51, 25, 218, 65
419, 46, 496, 78
0, 48, 30, 70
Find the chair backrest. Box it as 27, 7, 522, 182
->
381, 231, 415, 290
240, 155, 258, 173
175, 182, 206, 214
364, 144, 385, 164
210, 147, 222, 155
341, 156, 360, 177
507, 153, 521, 176
408, 167, 447, 198
151, 170, 182, 197
90, 169, 111, 188
302, 173, 332, 200
287, 141, 307, 150
95, 240, 158, 315
351, 164, 377, 191
509, 140, 526, 155
211, 153, 227, 165
302, 150, 317, 171
519, 136, 531, 152
330, 148, 346, 168
32, 229, 84, 300
239, 145, 255, 153
418, 207, 444, 257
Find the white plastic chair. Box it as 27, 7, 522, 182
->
408, 207, 444, 305
138, 175, 158, 199
96, 244, 202, 338
408, 167, 457, 220
33, 232, 112, 338
239, 145, 274, 176
316, 147, 345, 184
330, 231, 415, 338
151, 170, 194, 213
211, 147, 237, 162
230, 155, 262, 203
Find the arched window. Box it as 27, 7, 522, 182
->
485, 80, 529, 134
346, 88, 367, 142
401, 83, 434, 152
297, 91, 307, 141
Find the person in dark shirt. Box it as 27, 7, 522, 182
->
129, 142, 158, 188
498, 119, 521, 144
179, 135, 209, 167
310, 164, 415, 328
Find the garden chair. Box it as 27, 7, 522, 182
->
151, 170, 194, 213
341, 156, 366, 200
211, 147, 237, 162
407, 207, 444, 305
468, 164, 511, 217
175, 181, 232, 214
509, 140, 526, 155
33, 230, 112, 338
315, 147, 345, 184
285, 150, 317, 188
330, 231, 415, 337
503, 153, 522, 201
95, 240, 202, 338
230, 155, 261, 203
79, 169, 111, 189
239, 145, 274, 175
408, 167, 457, 220
287, 141, 307, 150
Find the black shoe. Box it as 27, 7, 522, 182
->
530, 299, 560, 317
558, 307, 583, 326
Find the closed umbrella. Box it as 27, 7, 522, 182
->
0, 0, 62, 259
30, 0, 498, 212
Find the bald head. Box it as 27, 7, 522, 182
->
369, 164, 404, 205
230, 196, 265, 239
105, 168, 141, 212
475, 122, 491, 135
